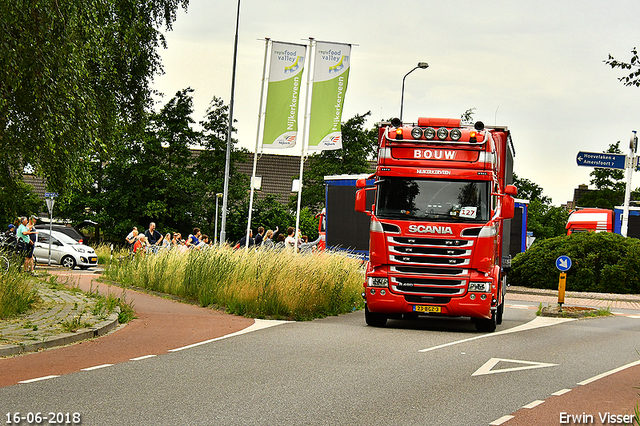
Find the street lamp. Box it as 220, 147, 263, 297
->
220, 0, 242, 245
215, 193, 223, 245
400, 62, 429, 121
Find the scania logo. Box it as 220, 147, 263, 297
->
408, 225, 453, 235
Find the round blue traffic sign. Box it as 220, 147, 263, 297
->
556, 255, 572, 272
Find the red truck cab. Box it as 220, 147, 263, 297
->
565, 208, 613, 235
356, 117, 517, 332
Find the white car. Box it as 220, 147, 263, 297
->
34, 230, 98, 269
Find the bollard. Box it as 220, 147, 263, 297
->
558, 272, 567, 311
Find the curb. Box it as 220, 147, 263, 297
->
0, 311, 119, 358
507, 286, 640, 303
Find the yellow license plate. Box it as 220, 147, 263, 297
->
413, 305, 441, 313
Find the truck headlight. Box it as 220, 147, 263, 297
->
368, 277, 389, 287
469, 282, 490, 292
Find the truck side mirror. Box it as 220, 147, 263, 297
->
501, 195, 515, 220
355, 188, 372, 215
505, 184, 517, 197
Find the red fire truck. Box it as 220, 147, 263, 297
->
355, 117, 517, 332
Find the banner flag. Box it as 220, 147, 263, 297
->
262, 42, 306, 149
308, 42, 351, 151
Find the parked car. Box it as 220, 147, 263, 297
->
33, 230, 98, 269
34, 224, 87, 244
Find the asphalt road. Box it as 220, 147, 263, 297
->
2, 304, 639, 426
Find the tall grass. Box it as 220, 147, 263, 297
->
104, 247, 365, 320
0, 265, 39, 319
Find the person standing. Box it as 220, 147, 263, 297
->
254, 227, 265, 247
236, 230, 255, 248
186, 228, 201, 249
16, 217, 36, 272
125, 226, 138, 251
284, 227, 297, 251
144, 222, 163, 245
262, 229, 275, 249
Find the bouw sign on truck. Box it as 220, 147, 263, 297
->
355, 117, 517, 332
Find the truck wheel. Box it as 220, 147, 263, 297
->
496, 302, 504, 325
474, 315, 496, 333
365, 305, 387, 327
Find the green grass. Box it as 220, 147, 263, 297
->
0, 265, 39, 319
104, 246, 365, 321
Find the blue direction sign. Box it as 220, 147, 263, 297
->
556, 255, 572, 272
576, 151, 626, 170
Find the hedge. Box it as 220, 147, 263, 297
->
507, 232, 640, 294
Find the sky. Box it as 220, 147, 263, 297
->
152, 0, 640, 206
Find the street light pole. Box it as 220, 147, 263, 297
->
220, 0, 241, 245
214, 193, 223, 245
400, 62, 429, 121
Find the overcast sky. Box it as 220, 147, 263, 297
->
152, 0, 640, 206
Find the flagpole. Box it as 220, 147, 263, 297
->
294, 38, 316, 249
245, 38, 271, 248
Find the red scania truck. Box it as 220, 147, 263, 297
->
355, 117, 517, 332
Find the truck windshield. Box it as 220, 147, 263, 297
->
376, 178, 490, 222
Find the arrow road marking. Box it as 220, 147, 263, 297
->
472, 358, 558, 376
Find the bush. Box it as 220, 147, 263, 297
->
508, 232, 640, 294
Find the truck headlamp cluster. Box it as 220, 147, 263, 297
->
411, 127, 423, 139
368, 277, 389, 288
437, 127, 448, 140
469, 282, 491, 292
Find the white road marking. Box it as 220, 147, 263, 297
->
551, 388, 572, 396
577, 359, 640, 385
489, 415, 514, 425
419, 316, 575, 353
507, 304, 534, 309
81, 364, 113, 371
18, 375, 59, 384
130, 355, 157, 361
168, 319, 293, 352
472, 358, 558, 376
522, 400, 545, 409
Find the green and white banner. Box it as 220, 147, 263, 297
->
262, 42, 306, 149
308, 42, 351, 151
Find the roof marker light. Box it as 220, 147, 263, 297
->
395, 127, 403, 140
469, 130, 477, 143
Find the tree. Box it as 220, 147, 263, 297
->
0, 0, 189, 193
195, 96, 249, 239
0, 179, 43, 227
298, 112, 378, 210
513, 174, 569, 239
605, 47, 640, 87
576, 142, 627, 209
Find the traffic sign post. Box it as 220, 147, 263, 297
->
45, 193, 57, 266
576, 151, 626, 169
577, 132, 638, 237
556, 255, 572, 311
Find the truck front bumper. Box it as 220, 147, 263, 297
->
364, 287, 493, 320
